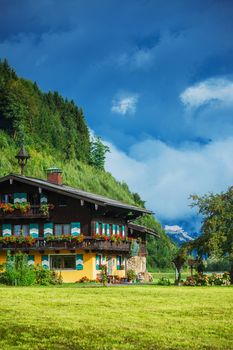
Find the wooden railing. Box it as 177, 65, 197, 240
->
0, 205, 49, 219
0, 237, 132, 252
0, 237, 147, 256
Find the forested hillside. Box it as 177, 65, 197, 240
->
0, 59, 176, 269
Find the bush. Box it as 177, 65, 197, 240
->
34, 265, 62, 285
1, 252, 36, 286
183, 273, 230, 286
157, 277, 171, 286
77, 276, 90, 283
126, 269, 137, 282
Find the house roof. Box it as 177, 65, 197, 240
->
0, 173, 152, 215
128, 223, 159, 237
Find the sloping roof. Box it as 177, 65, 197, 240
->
128, 223, 159, 237
0, 173, 152, 215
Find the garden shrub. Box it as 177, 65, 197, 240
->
126, 269, 137, 282
0, 251, 36, 286
157, 277, 171, 286
34, 265, 62, 285
184, 273, 230, 286
77, 276, 90, 283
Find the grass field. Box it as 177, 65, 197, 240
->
0, 285, 232, 350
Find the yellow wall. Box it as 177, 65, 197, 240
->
0, 250, 127, 283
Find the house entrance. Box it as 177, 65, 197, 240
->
107, 256, 113, 275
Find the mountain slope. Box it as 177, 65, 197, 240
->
0, 58, 176, 269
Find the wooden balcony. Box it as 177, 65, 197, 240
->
0, 205, 49, 219
0, 237, 132, 253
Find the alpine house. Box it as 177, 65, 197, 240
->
0, 146, 157, 282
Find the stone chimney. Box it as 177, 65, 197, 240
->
47, 167, 63, 185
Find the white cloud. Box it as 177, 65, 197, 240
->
111, 93, 139, 116
164, 225, 183, 232
180, 78, 233, 109
105, 137, 233, 221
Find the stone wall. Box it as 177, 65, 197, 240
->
127, 256, 147, 274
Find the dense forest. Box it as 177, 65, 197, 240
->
0, 59, 176, 269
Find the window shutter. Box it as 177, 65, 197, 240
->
2, 224, 12, 236
102, 255, 106, 265
44, 223, 53, 237
28, 255, 35, 266
96, 254, 101, 270
116, 255, 121, 270
42, 255, 49, 269
95, 222, 99, 234
40, 193, 48, 204
14, 193, 27, 203
102, 223, 105, 235
116, 225, 120, 235
122, 256, 125, 266
112, 224, 116, 235
122, 225, 125, 238
106, 224, 110, 237
76, 254, 84, 270
29, 223, 39, 238
20, 193, 27, 203
13, 193, 21, 203
71, 222, 80, 236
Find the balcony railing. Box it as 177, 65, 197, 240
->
0, 237, 132, 253
0, 205, 49, 219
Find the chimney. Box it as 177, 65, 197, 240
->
47, 167, 63, 185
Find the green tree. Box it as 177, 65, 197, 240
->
90, 136, 110, 170
190, 188, 233, 282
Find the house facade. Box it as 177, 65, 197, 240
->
0, 167, 156, 282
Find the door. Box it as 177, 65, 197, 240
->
107, 256, 113, 275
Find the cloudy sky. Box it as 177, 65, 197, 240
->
1, 0, 233, 232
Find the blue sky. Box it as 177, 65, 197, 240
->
1, 0, 233, 233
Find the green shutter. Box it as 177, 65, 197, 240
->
122, 225, 125, 237
76, 254, 84, 270
20, 193, 27, 203
40, 193, 48, 204
14, 193, 27, 203
106, 224, 110, 237
102, 223, 105, 235
116, 225, 120, 235
112, 224, 116, 235
44, 223, 53, 237
95, 222, 99, 234
28, 255, 35, 266
42, 255, 49, 269
29, 223, 39, 238
71, 222, 80, 236
13, 193, 21, 203
2, 224, 12, 237
116, 255, 121, 270
96, 254, 101, 270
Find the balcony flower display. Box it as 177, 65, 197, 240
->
0, 235, 36, 247
39, 203, 55, 216
0, 202, 31, 214
93, 233, 132, 243
45, 234, 84, 243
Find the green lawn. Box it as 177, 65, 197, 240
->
0, 285, 232, 350
151, 271, 189, 283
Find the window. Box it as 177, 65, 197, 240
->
54, 224, 62, 236
63, 224, 71, 235
13, 225, 29, 236
14, 225, 21, 236
54, 224, 71, 235
50, 255, 76, 270
1, 194, 13, 204
58, 197, 68, 207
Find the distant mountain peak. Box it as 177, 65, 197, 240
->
164, 224, 199, 246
